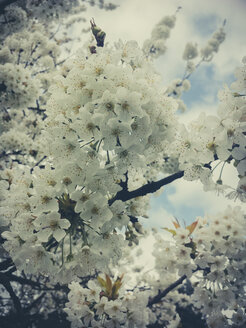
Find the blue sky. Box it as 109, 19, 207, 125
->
83, 0, 246, 230
181, 66, 234, 108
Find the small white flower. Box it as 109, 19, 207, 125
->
35, 212, 70, 242
87, 280, 101, 302
104, 300, 126, 318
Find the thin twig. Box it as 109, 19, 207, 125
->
30, 155, 47, 174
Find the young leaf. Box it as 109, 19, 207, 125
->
97, 276, 107, 289
186, 220, 198, 235
163, 228, 177, 236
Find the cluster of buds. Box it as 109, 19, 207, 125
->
90, 18, 106, 47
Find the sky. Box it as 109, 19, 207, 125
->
79, 0, 246, 234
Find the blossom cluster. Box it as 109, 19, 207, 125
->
1, 40, 178, 283
63, 205, 246, 328
201, 26, 226, 62
64, 277, 153, 328
0, 23, 61, 169
167, 55, 246, 199
0, 0, 118, 171
192, 206, 246, 327
0, 23, 60, 109
143, 15, 176, 58
226, 57, 246, 201
0, 0, 116, 41
165, 24, 226, 112
151, 206, 246, 328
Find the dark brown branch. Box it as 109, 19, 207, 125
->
24, 292, 46, 311
0, 150, 24, 159
108, 154, 232, 206
148, 274, 187, 307
3, 273, 43, 289
33, 68, 50, 76
109, 170, 184, 206
3, 272, 68, 292
27, 99, 46, 113
0, 258, 14, 271
148, 267, 202, 307
0, 272, 22, 313
30, 155, 47, 173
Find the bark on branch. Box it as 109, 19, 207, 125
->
148, 267, 201, 307
2, 272, 69, 292
0, 258, 14, 271
0, 272, 22, 313
147, 274, 187, 307
109, 170, 184, 206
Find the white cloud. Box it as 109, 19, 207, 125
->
121, 230, 173, 287
85, 0, 179, 44
180, 102, 218, 124
145, 207, 174, 229
82, 0, 245, 86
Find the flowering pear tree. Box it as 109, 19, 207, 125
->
0, 1, 246, 328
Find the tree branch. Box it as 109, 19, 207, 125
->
0, 272, 22, 313
148, 267, 202, 307
0, 258, 14, 271
0, 150, 24, 159
109, 170, 184, 206
24, 292, 46, 312
3, 272, 69, 292
147, 274, 187, 307
30, 155, 47, 174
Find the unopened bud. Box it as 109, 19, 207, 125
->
89, 46, 97, 54
90, 18, 106, 47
